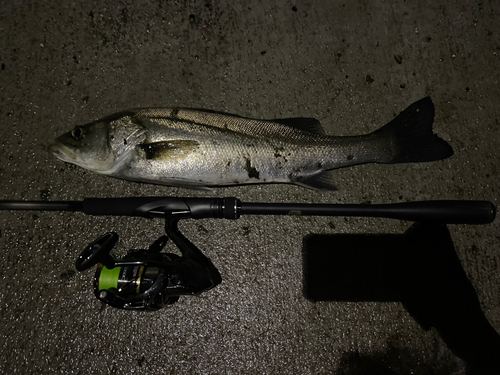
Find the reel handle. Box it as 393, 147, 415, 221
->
75, 232, 118, 271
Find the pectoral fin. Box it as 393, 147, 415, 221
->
139, 140, 200, 160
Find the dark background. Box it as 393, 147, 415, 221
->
1, 1, 499, 374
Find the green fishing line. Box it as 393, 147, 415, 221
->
98, 266, 121, 291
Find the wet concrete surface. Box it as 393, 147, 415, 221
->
0, 1, 499, 374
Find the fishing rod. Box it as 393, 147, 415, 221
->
0, 197, 495, 223
0, 197, 495, 311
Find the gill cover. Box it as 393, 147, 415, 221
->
51, 111, 147, 174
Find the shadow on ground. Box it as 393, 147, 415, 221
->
303, 223, 500, 374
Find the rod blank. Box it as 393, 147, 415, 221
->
0, 200, 83, 212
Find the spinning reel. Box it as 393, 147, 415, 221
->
75, 217, 221, 311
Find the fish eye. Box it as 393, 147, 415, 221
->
71, 127, 84, 141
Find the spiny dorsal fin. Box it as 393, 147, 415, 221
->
272, 118, 325, 135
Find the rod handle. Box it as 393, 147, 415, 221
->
384, 200, 496, 224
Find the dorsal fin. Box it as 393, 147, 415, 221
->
272, 118, 325, 135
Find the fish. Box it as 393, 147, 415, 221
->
50, 97, 453, 190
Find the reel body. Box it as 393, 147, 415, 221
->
75, 218, 222, 311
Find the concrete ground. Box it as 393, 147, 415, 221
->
1, 0, 499, 374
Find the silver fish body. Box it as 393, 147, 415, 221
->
50, 98, 453, 190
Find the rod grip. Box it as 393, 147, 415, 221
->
240, 200, 496, 224
81, 197, 227, 219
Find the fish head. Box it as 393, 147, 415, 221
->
50, 111, 147, 174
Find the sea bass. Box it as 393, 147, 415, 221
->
50, 97, 453, 190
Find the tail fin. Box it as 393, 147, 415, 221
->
374, 97, 453, 163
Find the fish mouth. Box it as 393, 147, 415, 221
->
49, 143, 76, 163
49, 142, 120, 174
49, 143, 101, 172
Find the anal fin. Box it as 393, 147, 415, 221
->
293, 170, 338, 191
